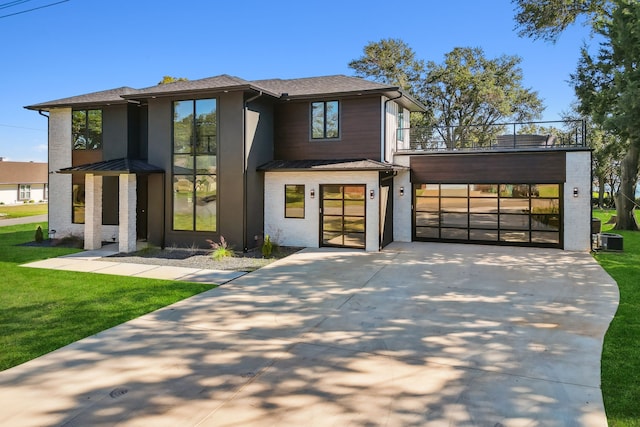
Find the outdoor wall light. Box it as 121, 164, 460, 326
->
573, 187, 579, 197
310, 188, 315, 199
369, 189, 375, 199
400, 186, 405, 196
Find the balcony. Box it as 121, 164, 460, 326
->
394, 120, 587, 153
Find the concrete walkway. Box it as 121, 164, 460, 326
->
1, 243, 619, 426
22, 244, 246, 285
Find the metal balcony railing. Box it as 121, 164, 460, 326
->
394, 120, 587, 153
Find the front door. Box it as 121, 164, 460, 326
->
136, 175, 148, 240
320, 184, 366, 249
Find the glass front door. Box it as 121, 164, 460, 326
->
320, 184, 366, 249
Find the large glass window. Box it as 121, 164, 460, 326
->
72, 109, 102, 150
414, 183, 561, 247
311, 101, 339, 139
172, 99, 217, 232
285, 185, 305, 218
72, 182, 85, 224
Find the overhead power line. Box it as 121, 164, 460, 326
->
0, 0, 69, 19
0, 123, 46, 132
0, 1, 33, 11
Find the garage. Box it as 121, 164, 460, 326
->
409, 151, 567, 249
413, 183, 562, 247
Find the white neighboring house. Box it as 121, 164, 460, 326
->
0, 158, 48, 205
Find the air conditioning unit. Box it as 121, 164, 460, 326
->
597, 233, 624, 251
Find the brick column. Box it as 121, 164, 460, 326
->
84, 174, 103, 250
119, 173, 137, 253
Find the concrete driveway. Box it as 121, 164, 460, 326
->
0, 242, 618, 426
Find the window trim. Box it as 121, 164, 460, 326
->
310, 100, 340, 140
284, 184, 305, 219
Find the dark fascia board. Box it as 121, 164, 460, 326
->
24, 100, 131, 111
281, 88, 426, 112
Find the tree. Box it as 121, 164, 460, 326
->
514, 0, 640, 230
513, 0, 610, 42
158, 76, 188, 85
349, 38, 425, 98
349, 41, 544, 149
571, 0, 640, 230
421, 47, 543, 148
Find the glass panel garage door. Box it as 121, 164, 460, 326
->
321, 184, 366, 249
414, 183, 561, 248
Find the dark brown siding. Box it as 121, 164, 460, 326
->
72, 149, 102, 167
274, 96, 382, 161
410, 152, 567, 183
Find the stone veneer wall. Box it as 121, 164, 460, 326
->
48, 108, 119, 244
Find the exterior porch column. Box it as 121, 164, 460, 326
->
119, 173, 137, 253
84, 173, 103, 250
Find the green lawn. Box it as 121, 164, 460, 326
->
0, 203, 48, 219
592, 209, 640, 427
0, 222, 213, 371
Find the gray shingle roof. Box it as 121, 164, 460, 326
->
257, 159, 409, 172
253, 75, 398, 97
126, 74, 279, 98
57, 158, 164, 175
25, 74, 425, 111
25, 87, 138, 110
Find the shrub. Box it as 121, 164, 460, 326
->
262, 234, 273, 258
35, 226, 44, 243
206, 236, 234, 260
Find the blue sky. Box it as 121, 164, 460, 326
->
0, 0, 593, 162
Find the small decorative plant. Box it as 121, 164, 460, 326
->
206, 236, 234, 260
262, 234, 273, 258
35, 226, 44, 243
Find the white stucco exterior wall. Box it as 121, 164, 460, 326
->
564, 150, 592, 251
264, 171, 381, 251
393, 155, 412, 242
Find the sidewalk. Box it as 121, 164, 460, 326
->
0, 214, 47, 226
22, 244, 246, 285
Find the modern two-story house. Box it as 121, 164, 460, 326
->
26, 74, 591, 253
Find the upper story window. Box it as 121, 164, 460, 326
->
72, 109, 102, 150
397, 111, 405, 142
311, 100, 339, 139
172, 98, 218, 232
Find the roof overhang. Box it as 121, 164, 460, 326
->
57, 158, 164, 176
258, 159, 409, 172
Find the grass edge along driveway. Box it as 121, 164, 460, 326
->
592, 209, 640, 427
0, 222, 213, 371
